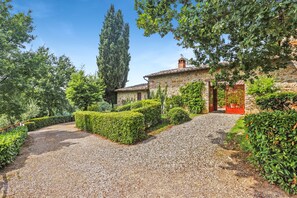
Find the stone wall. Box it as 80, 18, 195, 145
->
147, 62, 297, 115
245, 63, 297, 114
116, 91, 148, 106
148, 69, 213, 113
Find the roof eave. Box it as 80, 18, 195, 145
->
144, 67, 210, 78
115, 88, 148, 92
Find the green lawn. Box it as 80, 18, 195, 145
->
189, 113, 201, 119
226, 117, 251, 152
147, 113, 201, 136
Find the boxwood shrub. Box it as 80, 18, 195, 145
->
167, 107, 191, 125
245, 110, 297, 194
115, 103, 132, 112
256, 92, 297, 111
24, 115, 74, 131
132, 103, 161, 128
24, 122, 36, 131
0, 126, 28, 168
75, 111, 146, 144
165, 95, 184, 113
116, 100, 162, 129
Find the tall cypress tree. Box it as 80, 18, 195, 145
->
97, 5, 130, 104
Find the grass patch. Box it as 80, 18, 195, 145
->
189, 113, 201, 119
226, 116, 251, 152
147, 113, 199, 136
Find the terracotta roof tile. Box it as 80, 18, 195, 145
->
144, 65, 209, 78
115, 83, 148, 92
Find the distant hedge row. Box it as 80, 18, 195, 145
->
116, 100, 162, 129
25, 115, 74, 131
0, 126, 28, 168
256, 92, 297, 111
75, 111, 146, 144
245, 110, 297, 194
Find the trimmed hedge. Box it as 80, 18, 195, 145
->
165, 95, 184, 113
0, 126, 28, 168
115, 99, 159, 111
115, 104, 132, 112
256, 92, 297, 111
24, 122, 36, 131
245, 111, 297, 194
24, 115, 74, 131
116, 100, 162, 129
132, 103, 161, 128
75, 111, 146, 144
167, 107, 191, 125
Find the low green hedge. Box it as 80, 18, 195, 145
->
165, 95, 184, 113
116, 100, 162, 129
132, 103, 161, 128
24, 115, 74, 131
0, 126, 28, 168
115, 103, 132, 112
256, 92, 297, 111
167, 107, 191, 125
75, 111, 146, 144
115, 99, 159, 111
245, 110, 297, 194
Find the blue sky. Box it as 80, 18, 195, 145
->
13, 0, 194, 86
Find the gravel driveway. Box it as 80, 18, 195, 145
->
0, 113, 293, 198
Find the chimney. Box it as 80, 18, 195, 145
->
178, 57, 186, 69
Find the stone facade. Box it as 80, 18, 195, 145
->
148, 69, 213, 113
117, 59, 297, 114
116, 91, 148, 106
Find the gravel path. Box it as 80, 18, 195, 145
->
0, 113, 294, 198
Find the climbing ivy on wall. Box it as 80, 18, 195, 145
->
180, 81, 205, 114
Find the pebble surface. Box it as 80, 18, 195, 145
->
0, 113, 294, 198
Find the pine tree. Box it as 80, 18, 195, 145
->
97, 5, 130, 104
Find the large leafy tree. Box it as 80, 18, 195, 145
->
97, 5, 131, 104
135, 0, 297, 83
66, 71, 105, 110
0, 0, 77, 124
0, 0, 34, 86
0, 0, 34, 122
24, 47, 76, 116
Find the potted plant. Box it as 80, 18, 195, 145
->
227, 93, 238, 108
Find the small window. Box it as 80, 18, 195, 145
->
137, 92, 142, 101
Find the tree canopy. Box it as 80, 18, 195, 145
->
97, 5, 130, 104
0, 1, 76, 124
66, 70, 105, 111
135, 0, 297, 83
0, 0, 34, 85
23, 47, 76, 116
0, 0, 34, 122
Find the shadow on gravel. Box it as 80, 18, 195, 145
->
30, 129, 89, 155
207, 129, 292, 198
207, 129, 226, 146
0, 123, 90, 197
138, 135, 157, 145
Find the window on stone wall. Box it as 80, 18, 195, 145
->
137, 92, 142, 101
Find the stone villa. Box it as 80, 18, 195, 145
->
116, 58, 297, 114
